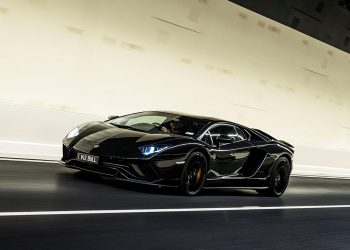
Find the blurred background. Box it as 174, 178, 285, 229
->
0, 0, 349, 177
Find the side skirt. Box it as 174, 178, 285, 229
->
204, 176, 268, 189
203, 186, 269, 190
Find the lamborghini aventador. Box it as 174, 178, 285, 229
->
61, 111, 294, 196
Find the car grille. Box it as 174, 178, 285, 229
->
62, 145, 77, 161
63, 146, 159, 180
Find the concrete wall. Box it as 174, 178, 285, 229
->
0, 0, 349, 177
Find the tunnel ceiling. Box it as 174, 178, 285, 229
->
229, 0, 350, 54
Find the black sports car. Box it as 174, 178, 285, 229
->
61, 111, 293, 196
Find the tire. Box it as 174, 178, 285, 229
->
180, 152, 207, 196
257, 157, 291, 197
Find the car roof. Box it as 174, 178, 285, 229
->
149, 111, 276, 140
154, 110, 228, 123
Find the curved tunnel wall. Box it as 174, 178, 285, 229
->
0, 0, 349, 177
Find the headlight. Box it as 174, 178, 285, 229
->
67, 127, 80, 139
139, 145, 170, 156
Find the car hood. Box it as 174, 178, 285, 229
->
69, 121, 190, 158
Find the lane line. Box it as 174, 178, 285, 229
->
0, 140, 61, 148
0, 157, 59, 164
292, 173, 350, 180
1, 205, 350, 217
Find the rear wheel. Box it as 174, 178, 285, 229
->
180, 152, 207, 196
257, 157, 290, 197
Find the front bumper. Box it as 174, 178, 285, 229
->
61, 145, 181, 187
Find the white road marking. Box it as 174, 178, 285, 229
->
291, 173, 350, 180
0, 140, 61, 148
1, 205, 350, 217
0, 157, 59, 164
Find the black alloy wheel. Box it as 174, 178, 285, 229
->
257, 157, 291, 197
180, 152, 207, 196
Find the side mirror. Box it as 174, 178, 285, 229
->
216, 135, 232, 147
108, 115, 119, 120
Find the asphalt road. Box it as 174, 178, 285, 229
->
0, 160, 349, 250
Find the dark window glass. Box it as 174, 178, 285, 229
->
108, 111, 208, 136
209, 125, 246, 145
344, 36, 350, 47
235, 127, 247, 141
201, 132, 213, 145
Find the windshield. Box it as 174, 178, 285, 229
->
107, 111, 209, 137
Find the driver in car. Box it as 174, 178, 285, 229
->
160, 119, 183, 134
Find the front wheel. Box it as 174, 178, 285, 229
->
180, 152, 207, 196
257, 157, 291, 197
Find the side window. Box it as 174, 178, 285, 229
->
234, 126, 247, 141
209, 125, 246, 145
200, 131, 213, 145
210, 125, 236, 145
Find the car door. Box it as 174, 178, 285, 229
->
207, 124, 253, 178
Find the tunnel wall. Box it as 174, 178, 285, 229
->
0, 0, 349, 177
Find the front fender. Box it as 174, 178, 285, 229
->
150, 141, 206, 161
149, 141, 208, 179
